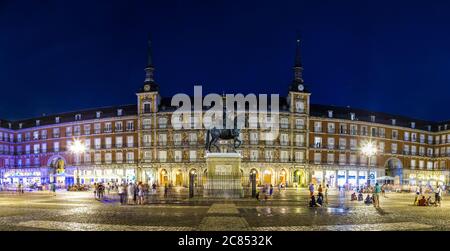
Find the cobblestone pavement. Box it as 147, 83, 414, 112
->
0, 188, 449, 231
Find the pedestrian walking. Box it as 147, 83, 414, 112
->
435, 186, 442, 207
269, 184, 273, 197
127, 183, 135, 205
374, 183, 381, 208
309, 183, 314, 197
138, 183, 145, 205
325, 184, 329, 203
118, 184, 126, 205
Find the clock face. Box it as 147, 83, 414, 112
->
298, 84, 304, 91
144, 84, 150, 91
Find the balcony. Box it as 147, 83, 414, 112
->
327, 128, 335, 134
116, 144, 123, 148
314, 127, 322, 133
295, 142, 305, 147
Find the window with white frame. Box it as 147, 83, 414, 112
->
126, 152, 134, 163
295, 100, 304, 112
327, 153, 334, 164
84, 124, 91, 135
158, 134, 167, 146
84, 152, 91, 163
280, 133, 289, 146
94, 123, 101, 134
115, 152, 122, 163
314, 137, 322, 148
115, 136, 122, 148
158, 151, 167, 162
391, 143, 397, 154
339, 138, 346, 149
350, 154, 356, 165
265, 150, 273, 161
174, 150, 182, 162
339, 154, 346, 164
94, 138, 101, 149
53, 142, 59, 152
295, 134, 304, 146
174, 133, 182, 145
295, 118, 305, 129
33, 144, 40, 154
94, 153, 101, 164
280, 151, 289, 162
143, 119, 151, 129
143, 134, 151, 147
314, 153, 321, 163
127, 136, 134, 147
295, 151, 304, 162
105, 153, 112, 164
190, 150, 197, 161
250, 132, 258, 144
410, 159, 416, 168
126, 121, 134, 131
189, 133, 197, 145
115, 121, 123, 132
105, 122, 112, 133
327, 137, 335, 149
250, 150, 258, 161
144, 151, 152, 160
105, 137, 112, 149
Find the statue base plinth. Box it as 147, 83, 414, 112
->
203, 152, 244, 198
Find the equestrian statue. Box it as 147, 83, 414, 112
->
205, 114, 242, 152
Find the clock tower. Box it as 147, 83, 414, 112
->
287, 37, 310, 174
136, 38, 160, 183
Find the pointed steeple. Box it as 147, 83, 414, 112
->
144, 36, 155, 83
293, 37, 303, 83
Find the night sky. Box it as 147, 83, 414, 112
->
1, 0, 450, 122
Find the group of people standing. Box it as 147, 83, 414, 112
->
117, 182, 150, 205
256, 184, 274, 201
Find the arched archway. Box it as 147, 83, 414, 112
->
48, 155, 68, 187
384, 157, 403, 185
293, 169, 307, 187
278, 169, 287, 186
189, 169, 198, 187
160, 169, 169, 186
263, 169, 272, 185
175, 169, 183, 187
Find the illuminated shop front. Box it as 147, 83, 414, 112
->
1, 168, 48, 185
406, 171, 448, 187
74, 168, 136, 184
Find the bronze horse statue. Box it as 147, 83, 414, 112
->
205, 127, 242, 152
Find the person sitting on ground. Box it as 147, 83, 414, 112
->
309, 195, 316, 207
426, 196, 435, 206
351, 192, 357, 201
418, 196, 427, 206
364, 194, 372, 205
358, 192, 364, 201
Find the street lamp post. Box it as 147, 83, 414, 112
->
69, 139, 87, 186
250, 170, 257, 198
361, 140, 377, 187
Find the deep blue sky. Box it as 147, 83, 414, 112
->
1, 0, 450, 121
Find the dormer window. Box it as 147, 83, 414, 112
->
350, 113, 355, 121
36, 120, 40, 126
19, 123, 23, 129
427, 125, 431, 131
391, 119, 396, 126
96, 111, 101, 118
411, 122, 415, 129
75, 114, 81, 121
8, 123, 11, 129
445, 124, 448, 130
370, 115, 375, 122
55, 117, 60, 123
327, 110, 333, 118
117, 109, 123, 116
438, 125, 442, 131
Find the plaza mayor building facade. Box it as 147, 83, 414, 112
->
0, 40, 449, 189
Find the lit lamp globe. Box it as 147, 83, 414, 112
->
69, 139, 87, 185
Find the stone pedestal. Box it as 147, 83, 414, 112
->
203, 152, 244, 198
